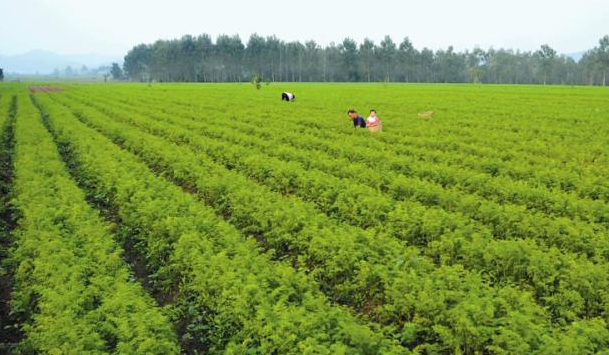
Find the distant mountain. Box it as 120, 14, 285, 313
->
0, 49, 120, 74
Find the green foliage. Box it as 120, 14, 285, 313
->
32, 91, 406, 354
0, 89, 21, 353
2, 82, 609, 354
52, 86, 601, 354
123, 33, 609, 85
7, 93, 179, 354
110, 63, 124, 80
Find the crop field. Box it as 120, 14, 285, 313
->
0, 82, 609, 355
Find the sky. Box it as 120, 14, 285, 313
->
1, 0, 608, 57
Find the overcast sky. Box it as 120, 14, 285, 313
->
1, 0, 608, 56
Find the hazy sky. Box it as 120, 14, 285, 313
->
2, 0, 608, 56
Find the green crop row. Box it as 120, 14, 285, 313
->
0, 92, 14, 233
9, 82, 608, 355
43, 92, 609, 353
6, 95, 179, 354
55, 92, 609, 265
94, 85, 608, 201
61, 91, 609, 319
31, 93, 409, 355
0, 90, 20, 352
72, 90, 608, 229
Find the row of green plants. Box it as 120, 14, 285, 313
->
99, 85, 608, 202
45, 92, 609, 353
0, 90, 22, 352
70, 90, 608, 229
6, 94, 180, 354
197, 107, 608, 223
20, 82, 606, 353
66, 91, 609, 318
0, 92, 13, 235
32, 93, 408, 355
56, 92, 609, 266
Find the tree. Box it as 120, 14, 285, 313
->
0, 67, 4, 82
215, 34, 245, 82
359, 39, 376, 82
120, 32, 609, 85
149, 40, 172, 82
179, 35, 197, 81
466, 48, 486, 83
536, 44, 557, 85
339, 38, 359, 81
265, 36, 283, 82
303, 40, 321, 82
124, 44, 150, 81
581, 50, 600, 85
597, 35, 609, 86
324, 43, 341, 82
434, 46, 466, 82
377, 35, 397, 81
110, 62, 124, 80
487, 49, 517, 84
285, 41, 305, 82
418, 48, 434, 82
246, 34, 266, 79
398, 37, 417, 82
65, 66, 74, 77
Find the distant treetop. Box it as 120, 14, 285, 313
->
122, 33, 609, 85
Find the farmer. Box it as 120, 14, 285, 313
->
347, 109, 366, 128
282, 92, 296, 101
366, 109, 383, 132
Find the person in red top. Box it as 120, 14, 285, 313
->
366, 109, 383, 132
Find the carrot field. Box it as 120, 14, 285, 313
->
1, 82, 609, 355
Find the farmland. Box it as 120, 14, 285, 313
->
1, 82, 609, 354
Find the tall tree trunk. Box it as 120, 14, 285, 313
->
543, 70, 547, 85
323, 54, 327, 82
280, 51, 284, 82
386, 61, 389, 82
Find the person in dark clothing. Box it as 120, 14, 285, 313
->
347, 109, 366, 128
282, 92, 296, 101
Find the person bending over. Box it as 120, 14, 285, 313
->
347, 109, 366, 128
282, 92, 296, 101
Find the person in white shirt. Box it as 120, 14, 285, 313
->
366, 109, 383, 132
281, 92, 296, 102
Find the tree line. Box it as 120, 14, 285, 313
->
123, 34, 609, 85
